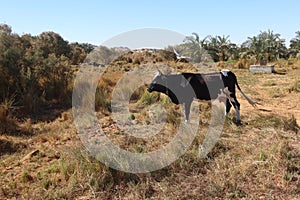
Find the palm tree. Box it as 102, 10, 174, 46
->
205, 35, 235, 62
241, 30, 287, 64
216, 35, 232, 61
202, 36, 217, 61
184, 32, 208, 48
289, 31, 300, 58
182, 33, 209, 63
260, 30, 286, 61
242, 36, 264, 64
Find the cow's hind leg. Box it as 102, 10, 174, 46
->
230, 97, 241, 124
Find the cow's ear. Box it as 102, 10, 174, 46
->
161, 74, 167, 80
158, 69, 163, 76
165, 69, 172, 75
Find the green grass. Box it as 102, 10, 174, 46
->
262, 80, 277, 86
138, 90, 160, 106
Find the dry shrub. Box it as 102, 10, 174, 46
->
0, 114, 17, 134
249, 114, 283, 129
288, 79, 300, 93
21, 92, 41, 114
249, 114, 299, 134
0, 139, 26, 154
155, 56, 163, 62
0, 99, 33, 135
130, 86, 146, 102
283, 115, 299, 133
166, 107, 181, 125
0, 98, 17, 134
132, 58, 140, 65
0, 104, 8, 122
275, 59, 300, 71
235, 59, 249, 69
296, 53, 300, 60
217, 61, 226, 70
60, 112, 69, 121
101, 77, 115, 88
19, 118, 33, 134
279, 142, 300, 183
158, 49, 176, 61
59, 148, 114, 195
293, 59, 300, 68
74, 76, 113, 113
95, 86, 111, 112
138, 90, 160, 106
126, 57, 133, 63
132, 55, 144, 65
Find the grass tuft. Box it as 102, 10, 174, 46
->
138, 90, 160, 106
283, 115, 299, 133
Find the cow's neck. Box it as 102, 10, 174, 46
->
157, 85, 169, 96
160, 85, 179, 104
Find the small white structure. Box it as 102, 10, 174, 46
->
249, 65, 275, 73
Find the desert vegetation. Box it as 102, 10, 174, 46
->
0, 24, 299, 199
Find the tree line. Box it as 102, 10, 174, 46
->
181, 30, 300, 63
0, 24, 93, 115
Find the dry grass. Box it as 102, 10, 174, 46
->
0, 60, 299, 199
0, 97, 18, 134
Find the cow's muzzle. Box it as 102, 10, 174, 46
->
147, 85, 154, 92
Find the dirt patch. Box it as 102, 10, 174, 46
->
233, 69, 300, 125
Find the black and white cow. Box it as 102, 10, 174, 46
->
147, 69, 256, 124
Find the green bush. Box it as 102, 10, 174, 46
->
0, 24, 89, 116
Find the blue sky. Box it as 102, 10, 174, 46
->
1, 0, 299, 46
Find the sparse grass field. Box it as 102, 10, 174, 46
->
0, 60, 299, 199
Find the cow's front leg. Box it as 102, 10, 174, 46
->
225, 99, 232, 116
184, 101, 192, 122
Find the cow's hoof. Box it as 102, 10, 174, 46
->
235, 120, 242, 126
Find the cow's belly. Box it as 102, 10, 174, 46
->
194, 83, 224, 100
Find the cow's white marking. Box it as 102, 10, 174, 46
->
217, 87, 234, 103
180, 76, 192, 87
153, 71, 160, 79
223, 87, 231, 96
151, 71, 162, 83
236, 109, 241, 122
221, 69, 230, 77
217, 89, 226, 102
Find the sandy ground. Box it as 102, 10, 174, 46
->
235, 68, 300, 124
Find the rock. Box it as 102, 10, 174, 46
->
21, 149, 39, 162
249, 65, 275, 73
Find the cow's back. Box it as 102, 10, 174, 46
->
220, 71, 237, 96
182, 71, 235, 100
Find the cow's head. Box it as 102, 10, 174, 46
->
147, 70, 167, 93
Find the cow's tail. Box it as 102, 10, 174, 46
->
234, 75, 257, 107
